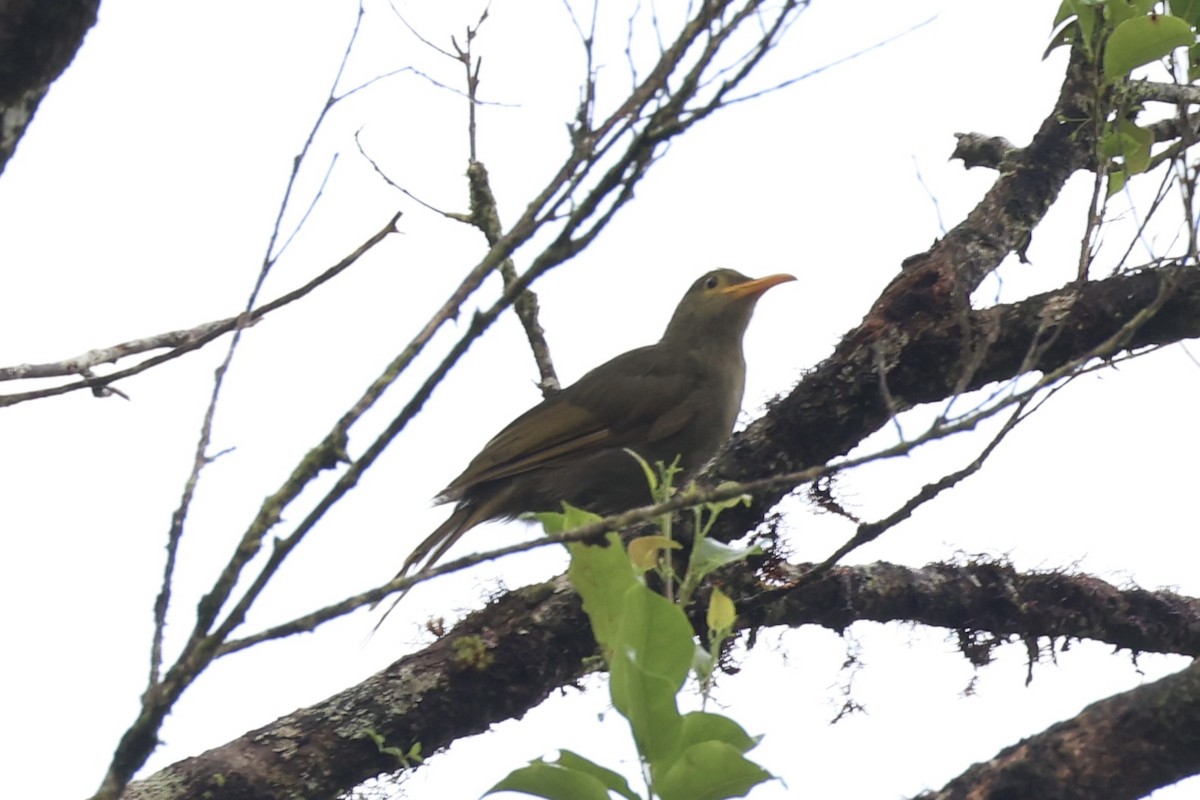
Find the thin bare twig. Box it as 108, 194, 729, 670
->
0, 215, 399, 408
92, 6, 378, 798
354, 129, 468, 220
808, 401, 1029, 581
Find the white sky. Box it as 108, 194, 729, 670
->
2, 1, 1198, 798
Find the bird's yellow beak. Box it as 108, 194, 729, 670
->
720, 273, 796, 299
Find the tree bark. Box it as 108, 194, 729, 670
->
123, 557, 1200, 800
919, 658, 1200, 800
0, 0, 99, 175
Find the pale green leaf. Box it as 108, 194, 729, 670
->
679, 712, 762, 754
555, 751, 641, 800
1104, 14, 1195, 82
608, 585, 693, 764
1104, 0, 1140, 24
656, 741, 774, 800
609, 643, 684, 765
1107, 168, 1129, 196
527, 502, 604, 536
1117, 117, 1153, 174
623, 448, 659, 493
1172, 0, 1200, 27
616, 584, 694, 690
688, 538, 761, 582
486, 761, 613, 800
706, 587, 736, 632
627, 535, 682, 572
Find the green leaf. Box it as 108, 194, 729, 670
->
486, 760, 614, 800
609, 645, 684, 765
1099, 128, 1124, 159
608, 585, 694, 763
618, 585, 694, 690
1104, 0, 1141, 24
568, 532, 640, 653
623, 448, 659, 493
627, 535, 682, 572
1045, 22, 1077, 59
691, 644, 716, 685
706, 588, 736, 633
1051, 0, 1103, 56
1101, 117, 1153, 178
1104, 14, 1196, 82
655, 741, 774, 800
679, 713, 761, 754
703, 484, 753, 515
1053, 0, 1074, 26
1117, 117, 1153, 174
688, 538, 760, 582
555, 751, 641, 800
1077, 3, 1098, 51
1172, 0, 1200, 27
1107, 168, 1129, 196
527, 503, 604, 537
1190, 41, 1200, 80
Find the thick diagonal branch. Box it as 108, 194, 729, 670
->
918, 658, 1200, 800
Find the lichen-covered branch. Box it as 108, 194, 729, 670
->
917, 658, 1200, 800
122, 559, 1200, 800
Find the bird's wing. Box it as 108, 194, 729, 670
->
439, 346, 701, 498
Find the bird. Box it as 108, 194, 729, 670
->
375, 268, 793, 620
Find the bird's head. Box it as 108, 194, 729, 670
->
662, 269, 795, 346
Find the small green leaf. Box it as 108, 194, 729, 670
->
692, 644, 716, 685
1045, 24, 1074, 58
623, 448, 659, 493
1104, 14, 1196, 82
1117, 117, 1153, 174
688, 538, 760, 582
486, 761, 613, 800
527, 503, 604, 536
655, 741, 774, 800
679, 712, 761, 754
1107, 168, 1129, 196
627, 535, 682, 572
1053, 0, 1074, 26
1101, 118, 1153, 181
703, 484, 753, 514
1104, 0, 1140, 25
706, 588, 736, 633
1100, 129, 1124, 159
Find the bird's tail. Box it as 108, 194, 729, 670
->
368, 505, 479, 634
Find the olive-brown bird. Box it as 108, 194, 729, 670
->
378, 268, 793, 615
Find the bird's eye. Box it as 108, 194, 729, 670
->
704, 274, 720, 290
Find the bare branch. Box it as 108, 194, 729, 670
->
0, 214, 400, 407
